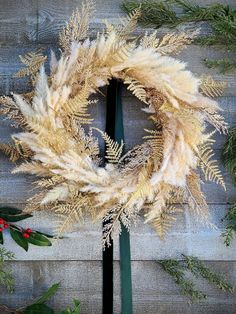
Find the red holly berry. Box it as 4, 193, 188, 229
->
4, 224, 9, 229
26, 228, 32, 234
0, 218, 4, 224
0, 228, 3, 232
23, 233, 30, 239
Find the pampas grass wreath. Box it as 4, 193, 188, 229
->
0, 1, 227, 247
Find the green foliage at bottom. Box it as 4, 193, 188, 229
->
0, 246, 15, 293
158, 254, 234, 302
0, 282, 80, 314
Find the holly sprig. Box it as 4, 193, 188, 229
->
0, 207, 53, 251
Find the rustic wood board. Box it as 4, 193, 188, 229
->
0, 261, 236, 313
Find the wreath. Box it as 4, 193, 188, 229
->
0, 2, 227, 247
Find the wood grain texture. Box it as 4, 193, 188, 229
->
0, 204, 234, 261
0, 261, 236, 313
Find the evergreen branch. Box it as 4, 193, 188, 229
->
121, 1, 179, 28
204, 58, 236, 74
183, 254, 234, 293
122, 1, 236, 72
158, 255, 234, 302
222, 125, 236, 185
0, 247, 15, 293
221, 204, 236, 246
158, 259, 206, 301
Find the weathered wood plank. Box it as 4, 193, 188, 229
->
0, 0, 38, 44
0, 204, 234, 261
1, 0, 236, 44
0, 260, 236, 313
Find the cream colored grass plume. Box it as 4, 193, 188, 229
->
0, 1, 227, 247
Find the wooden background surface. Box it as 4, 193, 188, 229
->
1, 0, 236, 313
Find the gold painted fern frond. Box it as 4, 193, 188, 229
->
186, 171, 213, 226
62, 88, 94, 124
116, 7, 141, 39
151, 205, 183, 239
143, 129, 163, 161
59, 0, 95, 51
93, 128, 124, 164
0, 96, 26, 127
200, 76, 226, 98
141, 31, 198, 55
197, 144, 226, 190
124, 77, 148, 104
14, 50, 47, 85
55, 193, 89, 235
0, 143, 21, 162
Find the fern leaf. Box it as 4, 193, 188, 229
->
149, 31, 198, 55
0, 143, 21, 162
186, 171, 210, 221
14, 50, 47, 85
59, 0, 95, 51
62, 87, 94, 124
124, 77, 148, 104
200, 76, 226, 98
151, 205, 183, 239
55, 194, 89, 235
197, 144, 225, 190
117, 7, 141, 38
93, 128, 124, 163
143, 129, 163, 161
0, 96, 26, 128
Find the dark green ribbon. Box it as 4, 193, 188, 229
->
103, 79, 133, 314
113, 80, 133, 314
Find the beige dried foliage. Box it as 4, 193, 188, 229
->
200, 76, 226, 98
0, 2, 226, 246
140, 30, 198, 55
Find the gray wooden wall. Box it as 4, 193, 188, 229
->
1, 0, 236, 313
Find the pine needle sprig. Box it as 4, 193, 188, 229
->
182, 254, 234, 293
203, 59, 236, 74
158, 259, 207, 301
0, 247, 15, 293
222, 126, 236, 185
121, 1, 179, 28
122, 0, 236, 73
158, 255, 234, 301
221, 204, 236, 247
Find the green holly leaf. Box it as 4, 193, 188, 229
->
0, 213, 32, 222
24, 303, 54, 314
34, 283, 60, 304
0, 207, 22, 215
28, 232, 52, 247
0, 207, 32, 222
0, 231, 3, 245
10, 228, 28, 251
35, 230, 54, 238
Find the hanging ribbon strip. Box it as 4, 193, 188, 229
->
103, 79, 133, 314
